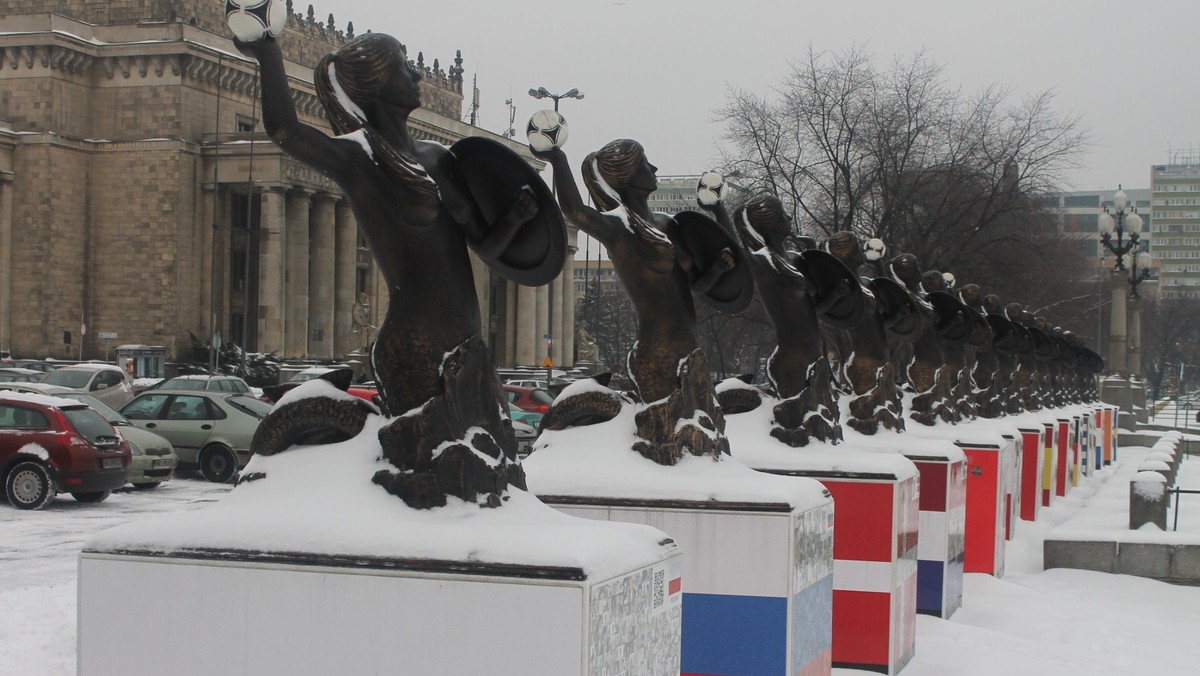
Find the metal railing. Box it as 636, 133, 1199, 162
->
1170, 487, 1200, 531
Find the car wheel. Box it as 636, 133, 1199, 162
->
199, 445, 237, 483
131, 482, 162, 490
5, 461, 55, 510
71, 491, 111, 503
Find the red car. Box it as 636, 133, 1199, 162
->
503, 384, 555, 415
0, 392, 131, 509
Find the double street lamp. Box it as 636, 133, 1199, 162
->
1098, 185, 1153, 387
528, 87, 584, 113
1098, 186, 1143, 270
527, 86, 584, 374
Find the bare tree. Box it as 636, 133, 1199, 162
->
716, 45, 1093, 328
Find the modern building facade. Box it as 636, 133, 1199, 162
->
1149, 159, 1200, 300
0, 0, 575, 368
1051, 188, 1152, 265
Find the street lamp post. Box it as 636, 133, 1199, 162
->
527, 86, 583, 377
1126, 247, 1153, 379
1098, 186, 1143, 376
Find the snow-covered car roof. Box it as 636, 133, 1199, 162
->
0, 390, 89, 409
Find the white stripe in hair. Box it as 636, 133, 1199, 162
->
327, 62, 368, 124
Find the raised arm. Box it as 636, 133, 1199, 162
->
235, 38, 360, 177
532, 147, 623, 244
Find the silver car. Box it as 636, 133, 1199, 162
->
120, 391, 273, 483
40, 364, 134, 409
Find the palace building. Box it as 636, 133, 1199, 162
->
0, 0, 576, 368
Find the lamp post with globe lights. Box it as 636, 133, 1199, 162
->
527, 86, 584, 376
1097, 186, 1143, 376
1097, 186, 1146, 421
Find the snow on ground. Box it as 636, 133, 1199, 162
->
4, 415, 1200, 675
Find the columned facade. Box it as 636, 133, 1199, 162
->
0, 3, 568, 368
284, 189, 312, 358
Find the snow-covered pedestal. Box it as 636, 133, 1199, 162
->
1042, 420, 1058, 507
1016, 425, 1045, 522
1055, 416, 1076, 498
1102, 404, 1118, 466
956, 435, 1017, 577
79, 420, 683, 676
726, 407, 919, 675
902, 446, 966, 618
524, 409, 835, 676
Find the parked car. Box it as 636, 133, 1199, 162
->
503, 384, 554, 415
40, 363, 135, 409
151, 375, 252, 395
346, 382, 382, 408
260, 367, 355, 404
10, 360, 61, 374
507, 401, 543, 429
120, 391, 273, 483
0, 391, 131, 509
505, 378, 571, 396
0, 383, 177, 489
0, 367, 47, 383
512, 420, 537, 458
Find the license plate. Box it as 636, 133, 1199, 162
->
154, 458, 175, 468
102, 458, 122, 469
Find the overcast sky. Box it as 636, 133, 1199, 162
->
316, 0, 1199, 196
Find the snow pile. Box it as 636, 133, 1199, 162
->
84, 414, 675, 581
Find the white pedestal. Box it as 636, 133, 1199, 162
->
79, 548, 681, 676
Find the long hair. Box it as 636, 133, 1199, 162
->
581, 139, 670, 250
314, 33, 439, 204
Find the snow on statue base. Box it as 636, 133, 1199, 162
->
525, 403, 835, 676
78, 417, 683, 676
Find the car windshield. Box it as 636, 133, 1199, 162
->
530, 390, 554, 405
58, 392, 127, 424
61, 406, 118, 443
226, 395, 274, 419
160, 378, 206, 390
41, 369, 93, 388
291, 371, 326, 382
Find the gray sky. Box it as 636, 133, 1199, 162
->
319, 0, 1199, 196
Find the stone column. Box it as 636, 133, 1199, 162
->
535, 284, 549, 367
308, 193, 336, 358
559, 246, 577, 367
0, 169, 12, 353
256, 186, 287, 355
1128, 294, 1142, 378
1108, 269, 1127, 376
515, 284, 537, 366
333, 200, 357, 357
284, 189, 311, 357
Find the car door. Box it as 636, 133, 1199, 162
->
148, 394, 217, 460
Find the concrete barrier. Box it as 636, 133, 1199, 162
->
1130, 470, 1168, 530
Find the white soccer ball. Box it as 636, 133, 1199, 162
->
864, 237, 887, 261
525, 110, 569, 152
942, 271, 956, 289
696, 171, 726, 206
226, 0, 287, 43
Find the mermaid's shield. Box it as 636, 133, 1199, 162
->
673, 210, 754, 313
447, 137, 566, 286
798, 249, 866, 329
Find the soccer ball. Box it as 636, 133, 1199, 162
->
864, 237, 887, 261
525, 110, 569, 152
695, 171, 726, 206
226, 0, 287, 43
941, 271, 956, 289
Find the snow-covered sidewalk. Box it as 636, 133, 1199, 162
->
3, 450, 1200, 675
